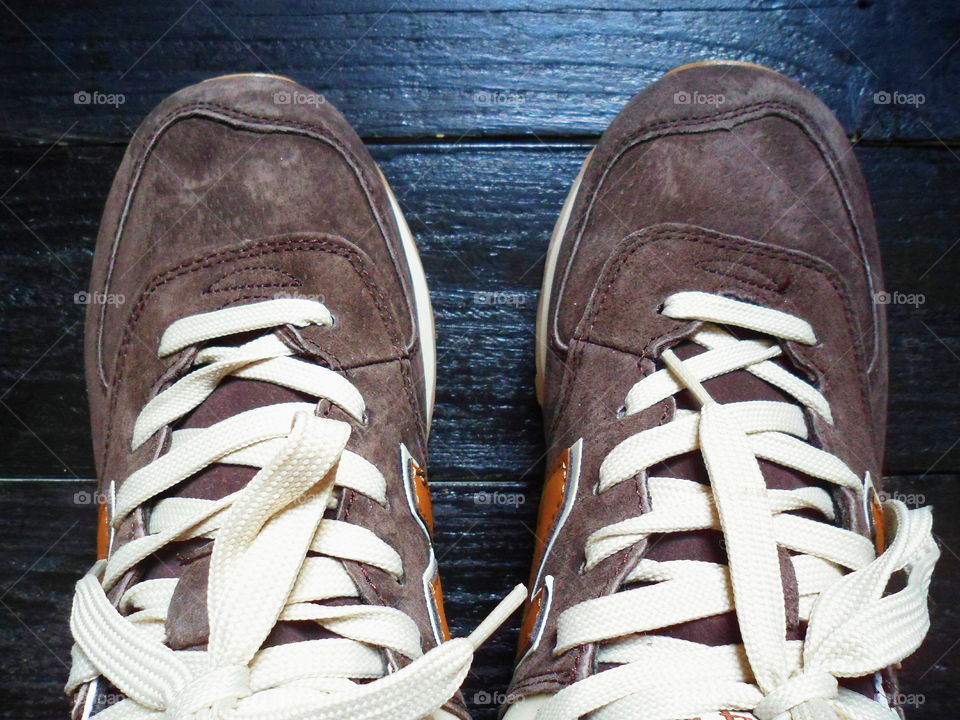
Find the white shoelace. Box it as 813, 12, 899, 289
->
539, 292, 938, 720
67, 298, 525, 720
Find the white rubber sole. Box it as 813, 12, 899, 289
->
664, 58, 784, 78
534, 150, 592, 405
380, 171, 437, 432
200, 72, 298, 84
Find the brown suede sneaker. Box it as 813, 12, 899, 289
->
505, 61, 938, 720
65, 74, 522, 720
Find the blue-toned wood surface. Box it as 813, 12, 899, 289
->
0, 2, 957, 718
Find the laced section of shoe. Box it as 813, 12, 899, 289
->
540, 292, 939, 720
66, 298, 524, 720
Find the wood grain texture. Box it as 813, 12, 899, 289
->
1, 143, 957, 478
0, 1, 958, 143
0, 476, 955, 719
0, 2, 957, 716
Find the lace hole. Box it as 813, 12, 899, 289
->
361, 410, 371, 426
577, 560, 587, 575
616, 404, 627, 419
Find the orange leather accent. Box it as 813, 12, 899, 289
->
96, 495, 110, 560
410, 459, 435, 535
516, 586, 545, 658
429, 572, 451, 641
516, 448, 571, 656
410, 457, 448, 640
870, 487, 886, 554
529, 449, 570, 582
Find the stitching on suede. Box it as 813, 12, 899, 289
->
102, 236, 421, 470
553, 97, 876, 370
202, 264, 301, 295
357, 566, 386, 604
563, 100, 820, 282
566, 226, 870, 444
550, 238, 682, 432
104, 238, 344, 466
537, 226, 872, 694
510, 674, 565, 698
550, 335, 589, 436
129, 102, 371, 205
552, 225, 871, 555
586, 228, 862, 362
97, 98, 415, 388
658, 403, 670, 426
215, 293, 271, 309
340, 484, 388, 609
570, 644, 584, 684
616, 100, 838, 156
582, 541, 635, 676
700, 261, 784, 294
208, 283, 299, 293
511, 673, 564, 692
152, 101, 358, 155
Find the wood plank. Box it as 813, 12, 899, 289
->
0, 1, 957, 143
0, 475, 955, 718
1, 143, 957, 478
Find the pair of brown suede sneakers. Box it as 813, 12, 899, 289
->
66, 62, 938, 720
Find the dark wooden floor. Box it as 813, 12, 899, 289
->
1, 2, 958, 718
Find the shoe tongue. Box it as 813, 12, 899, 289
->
141, 376, 319, 650
641, 341, 819, 647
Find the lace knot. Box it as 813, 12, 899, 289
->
169, 664, 252, 719
754, 670, 838, 720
